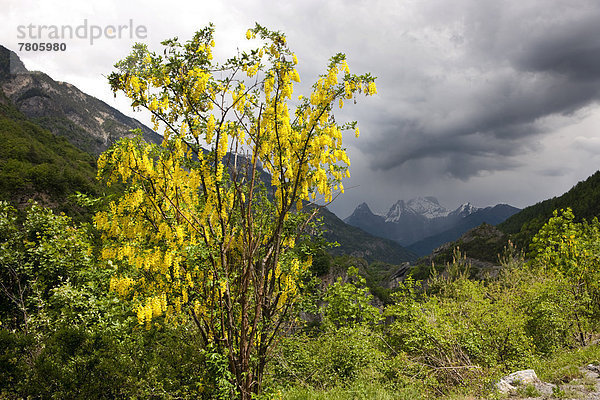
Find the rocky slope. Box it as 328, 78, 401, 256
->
0, 45, 162, 155
500, 365, 600, 399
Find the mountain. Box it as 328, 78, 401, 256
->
498, 170, 600, 247
345, 197, 519, 256
314, 206, 416, 264
407, 204, 520, 256
0, 45, 162, 156
412, 169, 600, 263
346, 197, 478, 245
450, 202, 480, 218
344, 202, 389, 237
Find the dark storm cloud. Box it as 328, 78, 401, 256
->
367, 122, 529, 179
511, 13, 600, 81
368, 71, 600, 176
358, 0, 600, 181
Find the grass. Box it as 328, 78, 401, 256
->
278, 344, 600, 400
279, 381, 425, 400
533, 343, 600, 384
516, 383, 541, 398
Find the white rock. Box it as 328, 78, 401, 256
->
496, 369, 539, 393
496, 379, 516, 393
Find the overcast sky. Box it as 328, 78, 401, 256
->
4, 0, 600, 219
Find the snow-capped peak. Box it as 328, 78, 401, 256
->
385, 197, 451, 222
384, 200, 406, 222
450, 202, 480, 217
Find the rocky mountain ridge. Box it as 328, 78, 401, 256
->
345, 197, 520, 255
0, 45, 162, 155
384, 196, 477, 222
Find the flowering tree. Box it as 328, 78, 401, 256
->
95, 24, 376, 399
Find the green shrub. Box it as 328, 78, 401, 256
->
0, 203, 216, 399
322, 267, 382, 328
271, 325, 386, 389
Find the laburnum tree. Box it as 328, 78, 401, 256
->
95, 24, 376, 399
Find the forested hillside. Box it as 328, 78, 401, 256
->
0, 94, 99, 216
315, 206, 417, 264
499, 171, 600, 246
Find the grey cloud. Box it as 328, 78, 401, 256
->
367, 124, 527, 180
510, 12, 600, 81
573, 136, 600, 154
538, 167, 571, 177
353, 0, 600, 183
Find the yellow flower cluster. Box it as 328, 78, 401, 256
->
257, 58, 360, 204
242, 62, 260, 77
232, 82, 247, 113
368, 81, 377, 95
109, 275, 135, 297
136, 294, 167, 327
96, 136, 213, 326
